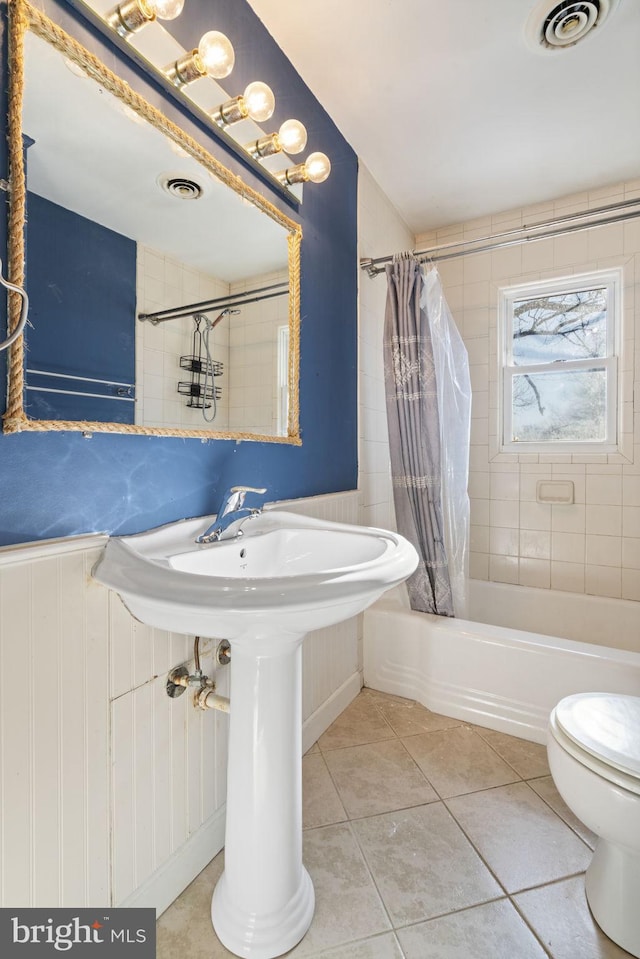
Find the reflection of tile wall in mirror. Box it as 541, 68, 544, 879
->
19, 26, 293, 436
135, 246, 231, 430
228, 269, 289, 435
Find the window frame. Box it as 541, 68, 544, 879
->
499, 269, 622, 455
276, 324, 290, 437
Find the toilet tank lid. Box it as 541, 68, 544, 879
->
555, 693, 640, 779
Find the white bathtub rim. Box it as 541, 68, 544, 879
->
373, 596, 640, 668
467, 578, 640, 654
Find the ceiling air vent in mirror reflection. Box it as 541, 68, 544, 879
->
159, 174, 204, 200
525, 0, 620, 52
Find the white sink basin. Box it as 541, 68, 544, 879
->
93, 509, 418, 638
93, 508, 417, 959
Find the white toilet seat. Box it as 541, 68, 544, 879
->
548, 692, 640, 958
550, 692, 640, 797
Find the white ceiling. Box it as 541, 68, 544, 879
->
247, 0, 640, 233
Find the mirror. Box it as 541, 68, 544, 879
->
4, 0, 302, 442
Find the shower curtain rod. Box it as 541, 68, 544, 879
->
138, 280, 289, 324
360, 196, 640, 277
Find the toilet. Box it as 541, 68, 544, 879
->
547, 692, 640, 958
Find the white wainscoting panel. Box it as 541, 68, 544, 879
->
110, 651, 229, 906
0, 542, 110, 907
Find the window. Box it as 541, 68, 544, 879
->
500, 270, 621, 453
276, 324, 290, 437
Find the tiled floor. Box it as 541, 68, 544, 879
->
157, 689, 633, 958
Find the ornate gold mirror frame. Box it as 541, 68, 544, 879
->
3, 0, 302, 443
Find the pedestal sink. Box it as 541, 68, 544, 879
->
93, 509, 418, 958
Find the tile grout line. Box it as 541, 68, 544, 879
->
322, 694, 521, 937
157, 689, 598, 959
313, 692, 597, 956
526, 776, 596, 851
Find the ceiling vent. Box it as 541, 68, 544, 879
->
525, 0, 620, 51
158, 175, 204, 200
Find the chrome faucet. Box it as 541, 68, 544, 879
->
196, 485, 267, 544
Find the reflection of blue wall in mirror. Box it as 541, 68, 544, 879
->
25, 192, 136, 424
0, 0, 358, 546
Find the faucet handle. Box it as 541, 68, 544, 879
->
219, 485, 267, 518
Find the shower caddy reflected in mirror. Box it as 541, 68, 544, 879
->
139, 278, 290, 427
3, 0, 302, 444
178, 314, 224, 420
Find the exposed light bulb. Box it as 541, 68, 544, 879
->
148, 0, 184, 19
197, 30, 235, 79
212, 82, 274, 127
276, 150, 331, 186
243, 82, 275, 123
277, 119, 307, 155
166, 29, 235, 87
304, 151, 331, 183
107, 0, 183, 37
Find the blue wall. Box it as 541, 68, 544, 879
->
25, 192, 137, 424
0, 0, 358, 546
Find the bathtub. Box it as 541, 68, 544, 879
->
363, 579, 640, 745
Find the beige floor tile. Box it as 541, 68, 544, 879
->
157, 695, 607, 957
303, 753, 348, 828
374, 697, 463, 737
402, 726, 520, 798
310, 932, 405, 959
447, 782, 592, 893
397, 898, 548, 959
352, 802, 502, 926
323, 739, 438, 818
360, 688, 412, 706
514, 875, 634, 958
473, 727, 551, 779
318, 696, 395, 751
156, 853, 234, 959
286, 823, 391, 957
529, 775, 597, 849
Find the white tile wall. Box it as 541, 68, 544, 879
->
135, 252, 289, 436
0, 492, 361, 911
135, 246, 230, 430
411, 178, 640, 602
227, 269, 289, 435
357, 173, 640, 603
357, 164, 414, 532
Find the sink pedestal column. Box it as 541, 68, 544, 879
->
211, 631, 315, 959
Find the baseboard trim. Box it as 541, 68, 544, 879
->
117, 806, 226, 916
302, 671, 362, 753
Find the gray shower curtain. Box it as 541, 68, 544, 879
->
384, 255, 454, 615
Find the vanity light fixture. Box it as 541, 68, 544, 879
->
98, 0, 332, 193
165, 30, 235, 87
245, 119, 307, 160
212, 81, 276, 127
107, 0, 184, 38
277, 151, 332, 186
